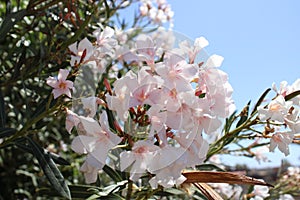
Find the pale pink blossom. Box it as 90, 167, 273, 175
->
71, 113, 122, 183
290, 79, 300, 105
65, 109, 80, 134
46, 69, 74, 99
146, 105, 167, 141
269, 132, 294, 156
174, 130, 209, 168
106, 71, 136, 121
285, 107, 300, 134
79, 160, 102, 184
120, 141, 160, 181
272, 81, 289, 97
68, 37, 94, 66
148, 145, 186, 188
179, 37, 209, 63
258, 95, 292, 122
250, 184, 270, 200
208, 183, 243, 200
128, 68, 163, 107
279, 194, 295, 200
81, 97, 101, 117
93, 26, 117, 57
155, 52, 198, 92
135, 34, 156, 66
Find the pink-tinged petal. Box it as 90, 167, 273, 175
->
52, 88, 64, 99
86, 151, 106, 169
65, 109, 80, 133
205, 54, 224, 68
278, 142, 289, 156
78, 37, 93, 52
68, 42, 78, 54
71, 135, 96, 153
106, 132, 122, 147
64, 80, 74, 88
102, 26, 115, 38
79, 116, 102, 136
62, 88, 72, 98
82, 97, 98, 117
99, 112, 109, 132
58, 69, 69, 81
194, 37, 209, 49
120, 151, 136, 171
46, 76, 58, 88
80, 161, 100, 184
269, 139, 276, 152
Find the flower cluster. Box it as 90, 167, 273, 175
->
258, 79, 300, 156
63, 26, 235, 188
139, 0, 174, 26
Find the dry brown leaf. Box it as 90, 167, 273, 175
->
183, 171, 273, 187
193, 183, 224, 200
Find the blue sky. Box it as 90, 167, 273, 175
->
170, 0, 300, 168
171, 0, 300, 111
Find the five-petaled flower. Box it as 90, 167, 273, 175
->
46, 69, 74, 99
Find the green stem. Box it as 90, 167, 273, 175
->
206, 118, 258, 160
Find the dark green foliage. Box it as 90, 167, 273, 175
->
0, 1, 129, 199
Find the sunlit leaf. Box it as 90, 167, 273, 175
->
223, 110, 237, 134
251, 88, 271, 115
236, 101, 251, 128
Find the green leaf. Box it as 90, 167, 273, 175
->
196, 164, 226, 172
15, 140, 70, 165
251, 88, 271, 115
27, 137, 71, 199
285, 90, 300, 101
236, 100, 251, 128
103, 165, 123, 183
98, 180, 127, 196
223, 110, 237, 134
0, 127, 16, 139
0, 89, 5, 128
0, 9, 28, 43
163, 188, 185, 195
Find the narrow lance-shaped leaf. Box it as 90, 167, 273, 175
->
16, 141, 71, 165
102, 165, 123, 183
223, 110, 237, 134
0, 128, 16, 139
196, 164, 226, 172
236, 100, 251, 128
27, 137, 71, 199
285, 90, 300, 101
251, 88, 271, 115
0, 9, 28, 43
0, 90, 5, 128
